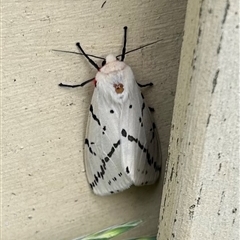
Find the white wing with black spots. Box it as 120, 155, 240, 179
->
120, 84, 161, 186
84, 89, 133, 196
84, 55, 161, 196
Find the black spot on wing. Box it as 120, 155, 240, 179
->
121, 129, 127, 137
108, 147, 115, 158
113, 140, 120, 148
90, 104, 101, 126
88, 139, 122, 189
102, 126, 106, 135
106, 141, 120, 159
139, 117, 143, 127
140, 181, 148, 185
110, 110, 114, 114
129, 104, 132, 109
94, 174, 99, 183
128, 135, 138, 143
150, 122, 156, 143
101, 159, 106, 169
141, 102, 145, 117
85, 139, 97, 156
121, 128, 160, 172
138, 141, 144, 150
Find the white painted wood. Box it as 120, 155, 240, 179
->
158, 0, 239, 239
2, 0, 187, 239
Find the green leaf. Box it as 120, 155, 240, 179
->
127, 237, 156, 240
73, 220, 142, 240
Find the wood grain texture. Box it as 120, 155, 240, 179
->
158, 0, 239, 239
2, 0, 187, 239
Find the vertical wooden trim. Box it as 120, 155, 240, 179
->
158, 0, 239, 239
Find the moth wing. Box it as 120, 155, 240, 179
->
120, 82, 161, 186
84, 90, 133, 196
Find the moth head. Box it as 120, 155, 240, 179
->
102, 54, 117, 66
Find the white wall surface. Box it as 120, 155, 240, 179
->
158, 0, 239, 239
2, 0, 187, 239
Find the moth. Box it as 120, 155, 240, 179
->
57, 26, 161, 196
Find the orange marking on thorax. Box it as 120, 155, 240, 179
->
114, 83, 124, 94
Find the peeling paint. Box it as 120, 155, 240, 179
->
212, 69, 220, 93
222, 0, 230, 25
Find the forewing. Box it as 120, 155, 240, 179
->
120, 82, 161, 186
84, 90, 132, 196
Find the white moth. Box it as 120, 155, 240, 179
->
58, 27, 161, 196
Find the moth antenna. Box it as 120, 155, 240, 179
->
52, 49, 105, 60
116, 39, 161, 58
59, 78, 94, 88
76, 43, 100, 70
121, 26, 127, 61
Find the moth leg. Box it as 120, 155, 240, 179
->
138, 82, 154, 110
149, 107, 155, 112
137, 82, 153, 87
76, 43, 100, 70
59, 78, 94, 88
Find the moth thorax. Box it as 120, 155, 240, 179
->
114, 83, 124, 94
